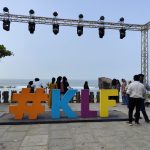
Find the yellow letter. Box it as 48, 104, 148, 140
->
99, 89, 117, 117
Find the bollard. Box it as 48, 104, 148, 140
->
0, 91, 1, 103
76, 91, 81, 103
11, 90, 17, 103
96, 91, 100, 103
89, 92, 94, 103
69, 95, 74, 103
2, 91, 9, 103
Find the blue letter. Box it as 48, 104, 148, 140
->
52, 89, 77, 119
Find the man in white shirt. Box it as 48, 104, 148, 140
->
126, 75, 146, 125
33, 78, 43, 92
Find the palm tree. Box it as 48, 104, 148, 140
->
0, 45, 13, 59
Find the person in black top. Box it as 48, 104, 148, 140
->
84, 81, 89, 89
27, 81, 34, 93
62, 76, 70, 94
56, 76, 62, 89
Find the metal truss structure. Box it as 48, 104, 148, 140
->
0, 12, 149, 84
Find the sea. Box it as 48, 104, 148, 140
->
0, 79, 99, 100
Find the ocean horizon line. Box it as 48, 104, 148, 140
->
0, 78, 98, 81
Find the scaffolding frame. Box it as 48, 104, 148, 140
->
0, 12, 149, 84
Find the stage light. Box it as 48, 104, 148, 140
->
52, 12, 59, 35
79, 14, 83, 19
53, 24, 59, 35
3, 20, 10, 31
77, 26, 83, 36
28, 22, 35, 34
119, 17, 125, 39
120, 17, 124, 22
99, 27, 105, 38
3, 7, 9, 13
53, 11, 58, 17
29, 9, 34, 15
120, 28, 126, 39
3, 7, 10, 31
98, 16, 105, 38
100, 16, 105, 21
77, 14, 83, 36
28, 9, 35, 34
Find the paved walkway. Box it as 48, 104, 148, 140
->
0, 103, 150, 150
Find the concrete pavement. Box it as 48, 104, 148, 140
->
0, 103, 150, 150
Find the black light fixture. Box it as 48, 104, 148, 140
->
53, 24, 59, 35
77, 14, 83, 36
120, 28, 126, 39
29, 9, 35, 15
3, 7, 9, 13
3, 7, 10, 31
120, 17, 124, 22
79, 14, 83, 19
99, 27, 105, 38
28, 22, 35, 34
119, 17, 126, 39
28, 9, 35, 34
77, 26, 83, 36
3, 20, 10, 31
53, 11, 58, 17
52, 11, 59, 35
98, 16, 105, 38
100, 16, 105, 21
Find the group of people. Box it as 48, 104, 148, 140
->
27, 77, 91, 108
27, 75, 149, 125
126, 74, 149, 125
47, 76, 70, 108
111, 75, 150, 125
27, 76, 70, 108
27, 78, 43, 93
111, 78, 132, 105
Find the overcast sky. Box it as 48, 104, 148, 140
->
0, 0, 150, 80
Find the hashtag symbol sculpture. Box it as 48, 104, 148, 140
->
9, 88, 49, 120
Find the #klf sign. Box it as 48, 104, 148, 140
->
9, 88, 117, 120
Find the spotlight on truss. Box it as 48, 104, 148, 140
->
98, 16, 105, 38
77, 14, 83, 36
120, 28, 126, 39
3, 7, 10, 31
28, 9, 35, 34
52, 12, 59, 35
3, 7, 9, 13
28, 22, 35, 34
119, 17, 126, 39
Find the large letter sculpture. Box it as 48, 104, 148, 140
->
81, 89, 97, 117
9, 88, 48, 120
52, 89, 77, 119
100, 89, 117, 117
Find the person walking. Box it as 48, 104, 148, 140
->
126, 75, 145, 125
137, 74, 150, 123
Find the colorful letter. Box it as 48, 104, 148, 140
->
99, 89, 117, 117
52, 89, 77, 119
81, 89, 97, 118
9, 88, 48, 120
